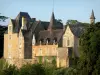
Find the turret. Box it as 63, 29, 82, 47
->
90, 10, 95, 24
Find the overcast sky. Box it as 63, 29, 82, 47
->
0, 0, 100, 25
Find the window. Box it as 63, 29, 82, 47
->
39, 38, 44, 45
9, 26, 12, 32
46, 38, 50, 45
9, 35, 11, 39
39, 48, 42, 55
67, 39, 69, 46
53, 37, 57, 44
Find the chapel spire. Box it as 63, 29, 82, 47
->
90, 9, 95, 24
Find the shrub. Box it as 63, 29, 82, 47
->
2, 65, 18, 75
19, 63, 45, 75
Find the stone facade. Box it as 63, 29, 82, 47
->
63, 25, 79, 57
4, 10, 93, 68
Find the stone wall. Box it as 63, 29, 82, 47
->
4, 33, 18, 59
57, 47, 69, 68
32, 45, 58, 57
6, 58, 35, 68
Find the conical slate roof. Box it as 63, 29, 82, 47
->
48, 12, 56, 30
90, 10, 95, 19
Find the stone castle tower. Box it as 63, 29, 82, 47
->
90, 10, 95, 24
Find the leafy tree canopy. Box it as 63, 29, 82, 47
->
66, 19, 78, 25
0, 13, 8, 22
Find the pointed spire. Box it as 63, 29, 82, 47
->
48, 12, 56, 31
90, 9, 95, 19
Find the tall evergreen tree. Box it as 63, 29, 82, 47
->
78, 22, 100, 75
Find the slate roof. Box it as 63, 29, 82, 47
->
48, 12, 56, 30
48, 12, 63, 30
65, 22, 85, 38
5, 12, 35, 34
35, 12, 64, 45
40, 21, 49, 30
5, 12, 64, 45
36, 29, 64, 45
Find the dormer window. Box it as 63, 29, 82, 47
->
53, 37, 57, 44
39, 38, 44, 45
46, 38, 50, 45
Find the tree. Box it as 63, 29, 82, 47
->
56, 19, 62, 23
66, 20, 78, 25
0, 13, 8, 22
2, 65, 18, 75
78, 22, 100, 75
0, 14, 8, 58
19, 63, 45, 75
0, 25, 7, 58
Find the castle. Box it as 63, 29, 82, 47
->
4, 10, 95, 68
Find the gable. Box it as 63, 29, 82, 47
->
63, 25, 74, 37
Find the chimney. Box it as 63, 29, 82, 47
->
32, 18, 36, 21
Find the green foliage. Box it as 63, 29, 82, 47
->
0, 13, 8, 22
19, 64, 36, 75
38, 56, 43, 64
2, 65, 18, 75
44, 65, 55, 75
52, 57, 56, 67
53, 68, 66, 75
56, 19, 62, 23
66, 19, 78, 25
0, 25, 7, 57
78, 22, 100, 75
0, 59, 9, 71
0, 14, 8, 57
64, 67, 78, 75
19, 63, 45, 75
1, 22, 100, 75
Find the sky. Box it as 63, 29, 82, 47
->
0, 0, 100, 25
